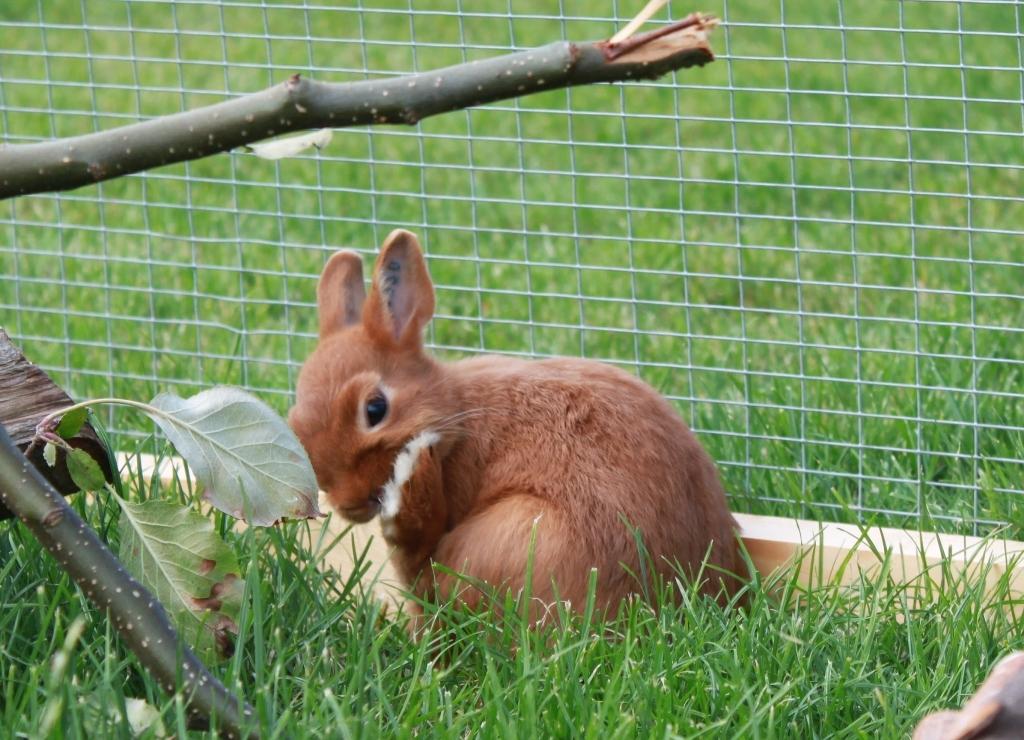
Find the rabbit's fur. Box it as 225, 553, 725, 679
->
289, 229, 741, 614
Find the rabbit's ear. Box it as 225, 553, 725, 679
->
364, 229, 436, 348
317, 250, 366, 338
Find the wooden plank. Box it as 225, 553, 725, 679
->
115, 452, 1024, 607
0, 329, 114, 518
736, 513, 1024, 602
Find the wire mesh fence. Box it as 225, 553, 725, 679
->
1, 0, 1022, 534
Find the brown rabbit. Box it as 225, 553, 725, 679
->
289, 229, 741, 616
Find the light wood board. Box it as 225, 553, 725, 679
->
120, 453, 1024, 606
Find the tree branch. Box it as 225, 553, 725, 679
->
0, 426, 256, 739
0, 13, 716, 201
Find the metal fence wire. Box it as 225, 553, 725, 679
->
2, 0, 1022, 535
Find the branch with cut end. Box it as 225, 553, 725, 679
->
0, 427, 256, 739
0, 13, 716, 200
913, 652, 1024, 740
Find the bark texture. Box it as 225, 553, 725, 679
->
0, 329, 113, 518
0, 424, 254, 738
0, 14, 715, 200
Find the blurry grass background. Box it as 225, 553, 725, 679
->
1, 0, 1023, 535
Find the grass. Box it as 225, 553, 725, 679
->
1, 1, 1024, 736
1, 0, 1022, 534
1, 459, 1022, 738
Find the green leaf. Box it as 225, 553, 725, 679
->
67, 448, 107, 492
43, 442, 57, 469
55, 407, 88, 439
147, 386, 321, 526
116, 497, 242, 662
86, 411, 124, 497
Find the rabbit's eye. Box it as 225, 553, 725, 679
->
365, 393, 389, 427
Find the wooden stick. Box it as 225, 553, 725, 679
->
0, 16, 716, 200
610, 0, 672, 44
0, 433, 256, 739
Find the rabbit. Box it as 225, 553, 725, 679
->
289, 229, 742, 617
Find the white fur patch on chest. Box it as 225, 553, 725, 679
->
378, 430, 439, 528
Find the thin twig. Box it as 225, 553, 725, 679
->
609, 0, 672, 44
605, 13, 711, 60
